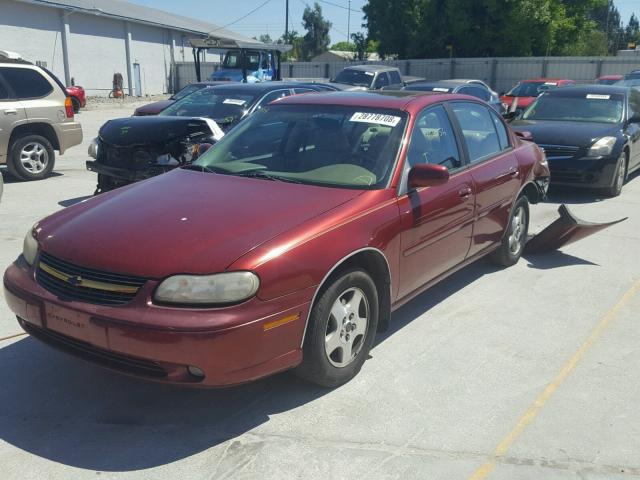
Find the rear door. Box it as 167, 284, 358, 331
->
397, 104, 474, 298
0, 69, 28, 163
450, 101, 520, 257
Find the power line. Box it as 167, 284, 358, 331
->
209, 0, 274, 32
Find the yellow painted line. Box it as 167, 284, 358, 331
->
263, 313, 300, 331
0, 332, 27, 342
469, 278, 640, 480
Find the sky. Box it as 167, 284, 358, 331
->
128, 0, 638, 46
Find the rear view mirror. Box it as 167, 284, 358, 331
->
408, 164, 449, 189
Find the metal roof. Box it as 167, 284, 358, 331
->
14, 0, 255, 39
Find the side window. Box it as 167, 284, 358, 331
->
628, 90, 640, 119
1, 67, 53, 99
293, 88, 315, 94
459, 86, 489, 101
0, 76, 10, 100
451, 102, 502, 163
490, 110, 510, 151
257, 89, 291, 108
389, 70, 402, 85
407, 105, 461, 171
374, 73, 390, 89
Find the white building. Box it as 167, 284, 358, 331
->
0, 0, 253, 96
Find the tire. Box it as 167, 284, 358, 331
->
71, 96, 81, 113
603, 152, 627, 198
7, 134, 55, 181
490, 196, 529, 267
294, 268, 379, 387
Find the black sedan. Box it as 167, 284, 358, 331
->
403, 80, 504, 112
86, 82, 333, 192
511, 85, 640, 196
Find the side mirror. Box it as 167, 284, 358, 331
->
628, 114, 640, 124
514, 130, 533, 141
408, 163, 449, 189
502, 111, 518, 121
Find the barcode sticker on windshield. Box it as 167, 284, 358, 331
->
544, 82, 558, 86
586, 94, 610, 100
350, 112, 401, 127
365, 72, 375, 76
223, 98, 247, 105
433, 87, 450, 92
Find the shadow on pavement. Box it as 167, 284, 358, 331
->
58, 195, 93, 207
524, 250, 598, 270
0, 170, 64, 184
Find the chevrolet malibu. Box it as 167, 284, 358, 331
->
4, 92, 549, 387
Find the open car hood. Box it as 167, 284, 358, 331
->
526, 204, 627, 254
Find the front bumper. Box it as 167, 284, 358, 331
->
86, 160, 172, 183
3, 258, 311, 387
548, 156, 618, 188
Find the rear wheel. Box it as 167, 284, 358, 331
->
604, 152, 627, 198
490, 196, 529, 267
7, 134, 55, 181
294, 268, 378, 387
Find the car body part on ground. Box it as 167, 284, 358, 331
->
0, 55, 83, 181
86, 82, 333, 193
525, 204, 627, 254
403, 80, 504, 112
500, 78, 576, 113
5, 91, 554, 388
511, 85, 640, 197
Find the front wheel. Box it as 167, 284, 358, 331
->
294, 268, 379, 387
490, 196, 529, 267
603, 153, 627, 198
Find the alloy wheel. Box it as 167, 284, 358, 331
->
508, 205, 527, 256
324, 287, 369, 368
19, 142, 49, 174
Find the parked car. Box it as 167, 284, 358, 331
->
451, 78, 501, 101
626, 69, 640, 79
133, 82, 227, 116
595, 74, 623, 85
0, 52, 83, 180
613, 77, 640, 90
511, 85, 640, 197
6, 91, 551, 388
87, 82, 331, 192
500, 78, 576, 112
330, 65, 407, 91
403, 80, 504, 112
65, 85, 86, 113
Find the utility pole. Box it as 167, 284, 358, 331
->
285, 0, 289, 40
347, 0, 351, 43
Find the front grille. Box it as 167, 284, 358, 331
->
36, 252, 147, 306
20, 319, 167, 378
548, 166, 583, 183
539, 144, 581, 159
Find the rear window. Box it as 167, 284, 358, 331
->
0, 67, 53, 99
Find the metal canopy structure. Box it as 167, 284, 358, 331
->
190, 36, 292, 83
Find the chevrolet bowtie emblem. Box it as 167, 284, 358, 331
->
67, 275, 83, 286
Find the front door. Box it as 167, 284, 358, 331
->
397, 104, 474, 299
450, 101, 520, 256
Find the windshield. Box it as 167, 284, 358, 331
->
192, 105, 408, 189
333, 70, 375, 88
506, 81, 557, 97
596, 78, 621, 85
613, 78, 640, 88
405, 84, 453, 93
222, 50, 261, 71
172, 84, 205, 100
159, 88, 257, 124
522, 92, 624, 124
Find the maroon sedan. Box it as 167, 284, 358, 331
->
4, 91, 549, 387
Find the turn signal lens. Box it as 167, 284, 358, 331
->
64, 96, 74, 118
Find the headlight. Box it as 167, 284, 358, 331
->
154, 272, 260, 305
88, 138, 99, 159
22, 225, 38, 266
586, 136, 616, 157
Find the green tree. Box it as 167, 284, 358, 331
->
301, 2, 332, 60
625, 13, 640, 47
351, 32, 368, 60
257, 33, 273, 44
279, 31, 304, 61
331, 41, 356, 51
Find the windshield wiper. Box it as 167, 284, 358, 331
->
182, 164, 230, 174
233, 171, 303, 184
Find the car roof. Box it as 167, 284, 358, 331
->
204, 82, 326, 92
521, 78, 572, 83
543, 84, 629, 96
597, 74, 624, 79
342, 64, 397, 72
274, 90, 473, 113
406, 80, 469, 89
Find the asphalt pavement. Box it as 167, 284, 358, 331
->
0, 103, 638, 479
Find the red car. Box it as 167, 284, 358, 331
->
65, 85, 86, 113
4, 91, 550, 387
595, 74, 624, 85
501, 78, 575, 112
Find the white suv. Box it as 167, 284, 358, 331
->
0, 52, 82, 180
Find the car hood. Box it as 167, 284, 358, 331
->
510, 120, 620, 147
134, 100, 175, 115
36, 169, 364, 278
98, 116, 223, 146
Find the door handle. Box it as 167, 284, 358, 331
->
496, 166, 519, 179
3, 109, 17, 115
458, 186, 472, 197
